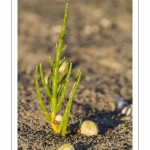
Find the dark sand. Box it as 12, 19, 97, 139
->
18, 0, 132, 149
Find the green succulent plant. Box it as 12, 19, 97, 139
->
34, 3, 82, 136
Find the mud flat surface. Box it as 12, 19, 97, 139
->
18, 0, 132, 149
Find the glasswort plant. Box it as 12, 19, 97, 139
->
34, 3, 82, 136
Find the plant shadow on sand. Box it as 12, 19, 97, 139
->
70, 101, 124, 135
68, 102, 125, 149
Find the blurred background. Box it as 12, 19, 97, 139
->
18, 0, 132, 110
18, 0, 132, 106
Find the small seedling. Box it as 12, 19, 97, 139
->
34, 3, 82, 136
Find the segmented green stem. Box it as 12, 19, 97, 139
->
49, 56, 55, 68
51, 3, 68, 120
57, 81, 65, 97
47, 76, 52, 111
39, 63, 52, 98
35, 66, 51, 122
56, 63, 72, 113
35, 3, 82, 136
59, 57, 66, 68
57, 63, 68, 84
58, 69, 82, 136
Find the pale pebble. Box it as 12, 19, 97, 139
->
115, 97, 129, 111
121, 104, 132, 116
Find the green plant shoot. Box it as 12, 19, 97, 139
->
34, 3, 82, 136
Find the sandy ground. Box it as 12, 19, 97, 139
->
18, 0, 132, 149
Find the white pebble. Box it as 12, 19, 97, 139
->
58, 143, 74, 150
55, 114, 63, 122
121, 105, 132, 116
78, 120, 99, 136
115, 97, 129, 111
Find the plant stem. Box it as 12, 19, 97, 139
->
56, 63, 72, 113
58, 69, 82, 136
51, 3, 68, 121
35, 3, 82, 136
35, 66, 51, 122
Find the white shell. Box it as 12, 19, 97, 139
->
55, 114, 63, 122
121, 104, 132, 116
57, 143, 74, 150
115, 97, 129, 111
79, 120, 99, 136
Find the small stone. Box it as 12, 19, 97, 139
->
121, 104, 132, 116
55, 114, 63, 122
115, 97, 129, 111
58, 143, 74, 150
78, 120, 99, 136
